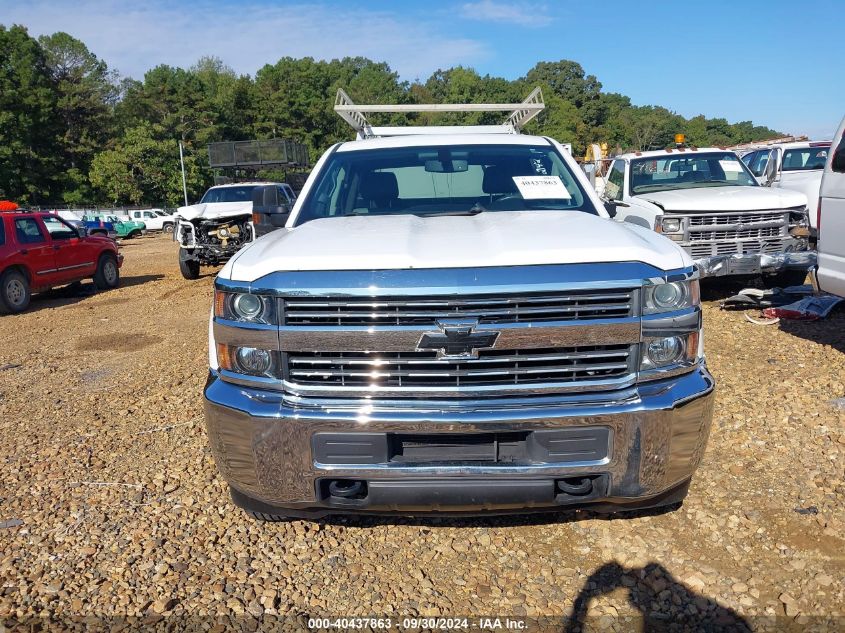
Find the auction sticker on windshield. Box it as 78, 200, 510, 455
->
719, 159, 745, 172
513, 175, 571, 199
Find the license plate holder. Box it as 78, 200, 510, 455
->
727, 257, 761, 275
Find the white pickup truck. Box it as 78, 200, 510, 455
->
174, 182, 296, 279
742, 141, 831, 237
128, 208, 175, 233
602, 148, 813, 286
202, 90, 715, 520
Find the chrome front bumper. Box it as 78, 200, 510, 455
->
203, 365, 715, 515
694, 250, 816, 278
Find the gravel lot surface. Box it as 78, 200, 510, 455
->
1, 235, 843, 631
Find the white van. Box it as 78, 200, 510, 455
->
813, 116, 845, 297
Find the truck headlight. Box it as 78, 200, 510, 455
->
235, 347, 272, 374
647, 336, 684, 365
643, 280, 698, 314
214, 290, 275, 324
216, 344, 278, 378
640, 332, 699, 371
660, 217, 682, 233
233, 293, 262, 319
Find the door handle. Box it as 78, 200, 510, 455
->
20, 249, 28, 255
53, 245, 61, 250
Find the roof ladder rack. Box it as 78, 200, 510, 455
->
334, 87, 545, 139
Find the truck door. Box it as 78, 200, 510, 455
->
602, 160, 626, 218
40, 215, 98, 283
818, 121, 845, 297
12, 217, 57, 288
762, 148, 782, 186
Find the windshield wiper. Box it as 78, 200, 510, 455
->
413, 204, 487, 217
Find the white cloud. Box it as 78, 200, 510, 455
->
0, 0, 489, 80
459, 0, 553, 27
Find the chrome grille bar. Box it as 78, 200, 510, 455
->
283, 290, 634, 326
676, 210, 791, 258
286, 345, 634, 391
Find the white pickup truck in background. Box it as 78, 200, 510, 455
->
601, 148, 813, 286
128, 209, 176, 233
741, 141, 831, 237
814, 116, 845, 298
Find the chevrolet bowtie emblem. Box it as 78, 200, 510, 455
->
417, 319, 499, 359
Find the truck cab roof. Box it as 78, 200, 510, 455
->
615, 147, 733, 160
336, 133, 554, 153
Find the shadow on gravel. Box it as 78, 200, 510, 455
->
316, 502, 681, 530
18, 274, 165, 314
564, 561, 751, 632
700, 277, 763, 302
776, 310, 845, 354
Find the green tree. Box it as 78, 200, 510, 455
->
89, 124, 204, 206
0, 25, 61, 203
38, 32, 119, 204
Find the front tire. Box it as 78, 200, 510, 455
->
127, 230, 141, 239
0, 269, 31, 314
94, 254, 120, 290
179, 249, 200, 280
162, 223, 174, 234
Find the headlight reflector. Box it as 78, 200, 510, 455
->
214, 290, 275, 324
647, 336, 684, 365
653, 282, 685, 308
216, 343, 278, 378
639, 331, 699, 374
235, 347, 272, 374
233, 293, 262, 319
643, 280, 698, 314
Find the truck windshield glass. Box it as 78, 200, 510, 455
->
629, 152, 757, 194
200, 186, 259, 204
782, 146, 830, 171
295, 143, 597, 225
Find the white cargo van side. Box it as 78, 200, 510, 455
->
815, 116, 845, 298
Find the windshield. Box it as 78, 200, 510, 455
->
294, 143, 597, 225
629, 152, 757, 194
782, 146, 829, 171
200, 185, 258, 204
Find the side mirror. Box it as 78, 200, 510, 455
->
77, 227, 87, 238
600, 196, 628, 218
251, 185, 291, 237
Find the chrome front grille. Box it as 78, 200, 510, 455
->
282, 290, 635, 326
286, 345, 634, 390
688, 226, 783, 242
688, 212, 787, 226
680, 210, 790, 258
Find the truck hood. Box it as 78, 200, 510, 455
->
225, 211, 688, 281
175, 201, 252, 221
637, 186, 808, 211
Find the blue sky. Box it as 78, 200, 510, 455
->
3, 0, 841, 138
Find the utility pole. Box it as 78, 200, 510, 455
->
179, 141, 189, 206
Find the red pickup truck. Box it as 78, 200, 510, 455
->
0, 211, 123, 314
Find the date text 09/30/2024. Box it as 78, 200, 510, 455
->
307, 617, 529, 630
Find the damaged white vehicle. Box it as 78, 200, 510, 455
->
601, 149, 814, 286
174, 182, 294, 279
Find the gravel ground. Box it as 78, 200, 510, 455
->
1, 234, 843, 631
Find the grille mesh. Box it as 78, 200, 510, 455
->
286, 345, 633, 389
283, 290, 635, 326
